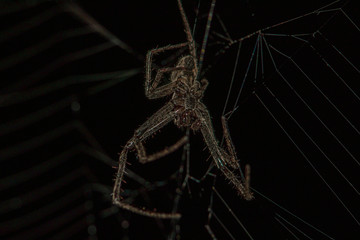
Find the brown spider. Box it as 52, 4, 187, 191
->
113, 0, 253, 219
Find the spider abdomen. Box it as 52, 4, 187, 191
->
174, 108, 198, 129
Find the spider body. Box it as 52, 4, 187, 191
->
174, 107, 198, 129
171, 56, 205, 129
113, 0, 253, 219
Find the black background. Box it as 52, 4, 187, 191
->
0, 0, 359, 239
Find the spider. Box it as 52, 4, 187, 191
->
113, 0, 253, 219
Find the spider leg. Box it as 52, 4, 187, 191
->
113, 148, 181, 219
221, 116, 241, 169
196, 78, 209, 99
113, 101, 184, 219
136, 136, 188, 164
131, 101, 176, 143
146, 67, 190, 99
200, 78, 209, 91
131, 100, 188, 162
145, 42, 189, 99
197, 103, 253, 200
176, 0, 197, 62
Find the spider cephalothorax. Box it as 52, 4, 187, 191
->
113, 0, 253, 220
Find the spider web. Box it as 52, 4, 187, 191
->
0, 0, 359, 239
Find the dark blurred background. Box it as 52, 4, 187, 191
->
0, 0, 359, 239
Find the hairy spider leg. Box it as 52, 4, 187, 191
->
146, 66, 189, 99
197, 103, 253, 200
113, 149, 128, 202
221, 116, 253, 199
176, 0, 197, 65
145, 42, 190, 99
131, 102, 188, 163
221, 116, 241, 169
113, 149, 181, 219
136, 136, 188, 163
113, 102, 187, 219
